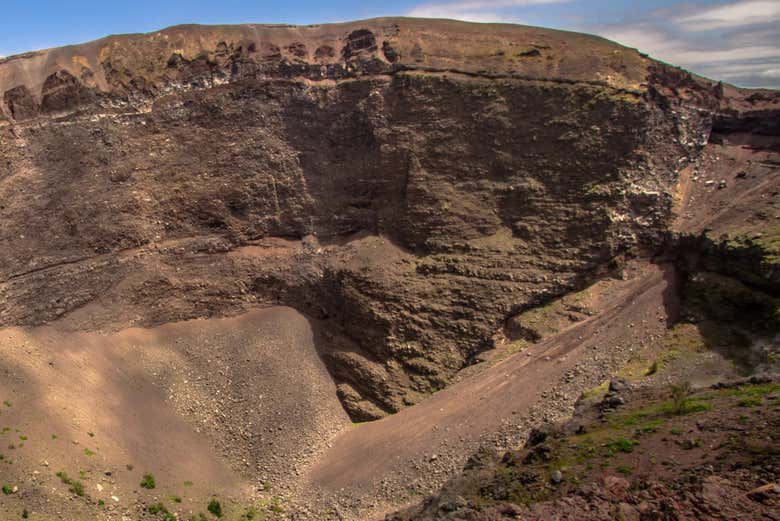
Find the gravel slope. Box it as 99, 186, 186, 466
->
0, 307, 349, 520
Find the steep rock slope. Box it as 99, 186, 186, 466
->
383, 57, 780, 521
0, 18, 776, 422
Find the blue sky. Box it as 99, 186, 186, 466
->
1, 0, 778, 88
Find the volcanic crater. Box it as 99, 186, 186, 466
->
0, 17, 778, 521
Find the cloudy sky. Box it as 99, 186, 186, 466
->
407, 0, 780, 88
1, 0, 778, 88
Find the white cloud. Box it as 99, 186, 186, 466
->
697, 61, 780, 78
600, 25, 672, 54
670, 46, 780, 64
422, 11, 518, 22
676, 0, 780, 31
604, 25, 779, 66
596, 15, 780, 87
408, 0, 570, 21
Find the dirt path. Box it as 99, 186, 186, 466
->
303, 261, 677, 518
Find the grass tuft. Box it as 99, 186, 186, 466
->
148, 502, 177, 521
56, 471, 84, 497
207, 499, 223, 518
670, 382, 692, 415
140, 473, 156, 489
605, 437, 639, 454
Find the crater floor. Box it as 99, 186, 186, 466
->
0, 307, 349, 520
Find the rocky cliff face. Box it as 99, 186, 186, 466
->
1, 18, 777, 420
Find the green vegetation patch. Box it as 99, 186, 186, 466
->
605, 437, 639, 455
608, 396, 711, 429
580, 380, 611, 405
730, 223, 780, 266
470, 379, 770, 513
257, 497, 286, 515
148, 502, 177, 521
56, 471, 84, 497
721, 382, 780, 398
544, 384, 718, 485
241, 507, 259, 520
207, 499, 223, 518
139, 473, 156, 489
636, 419, 664, 434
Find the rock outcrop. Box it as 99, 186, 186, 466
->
1, 18, 778, 420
